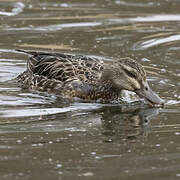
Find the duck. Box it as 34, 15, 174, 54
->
16, 49, 164, 106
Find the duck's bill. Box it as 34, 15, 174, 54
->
135, 83, 164, 107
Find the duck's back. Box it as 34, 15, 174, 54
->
31, 52, 104, 82
17, 50, 105, 97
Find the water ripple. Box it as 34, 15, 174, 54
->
135, 34, 180, 49
0, 103, 102, 118
0, 2, 25, 16
130, 15, 180, 22
6, 22, 102, 32
115, 0, 157, 7
109, 15, 180, 24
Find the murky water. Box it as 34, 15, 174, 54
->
0, 0, 180, 179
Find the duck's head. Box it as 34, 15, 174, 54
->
103, 57, 164, 106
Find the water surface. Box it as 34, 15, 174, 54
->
0, 0, 180, 179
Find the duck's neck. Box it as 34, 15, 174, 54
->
94, 71, 121, 100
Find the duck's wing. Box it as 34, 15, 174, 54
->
17, 50, 104, 83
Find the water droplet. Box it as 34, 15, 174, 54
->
95, 156, 101, 160
79, 172, 94, 176
175, 132, 180, 135
91, 152, 96, 155
57, 164, 62, 168
16, 140, 22, 143
48, 158, 53, 162
32, 144, 37, 147
141, 58, 150, 62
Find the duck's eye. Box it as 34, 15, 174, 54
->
145, 87, 148, 91
123, 68, 137, 79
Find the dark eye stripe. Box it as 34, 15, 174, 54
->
122, 68, 137, 79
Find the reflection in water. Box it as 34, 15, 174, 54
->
0, 99, 160, 143
100, 106, 159, 141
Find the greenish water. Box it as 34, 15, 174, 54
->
0, 0, 180, 179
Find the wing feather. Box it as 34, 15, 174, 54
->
17, 50, 104, 83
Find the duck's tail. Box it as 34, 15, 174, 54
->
15, 49, 38, 56
15, 49, 61, 57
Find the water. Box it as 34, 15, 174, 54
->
0, 0, 180, 179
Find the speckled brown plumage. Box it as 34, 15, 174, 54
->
16, 50, 164, 105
